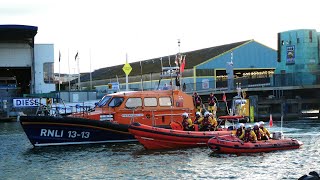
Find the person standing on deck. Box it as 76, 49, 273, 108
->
193, 92, 202, 112
208, 92, 217, 114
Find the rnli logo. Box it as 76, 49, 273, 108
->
146, 114, 151, 119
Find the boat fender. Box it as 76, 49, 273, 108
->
273, 132, 284, 140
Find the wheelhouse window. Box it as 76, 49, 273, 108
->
159, 97, 172, 106
97, 96, 112, 107
43, 62, 54, 83
109, 97, 124, 107
125, 98, 142, 108
144, 97, 157, 107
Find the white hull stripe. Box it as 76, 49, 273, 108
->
34, 139, 138, 147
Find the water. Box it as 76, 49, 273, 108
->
1, 120, 319, 179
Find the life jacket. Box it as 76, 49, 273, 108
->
253, 128, 261, 140
201, 117, 210, 127
260, 127, 270, 137
236, 128, 243, 137
194, 96, 201, 106
182, 118, 189, 130
208, 96, 215, 106
194, 116, 201, 124
244, 130, 253, 142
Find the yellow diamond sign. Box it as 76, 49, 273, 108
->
122, 63, 132, 75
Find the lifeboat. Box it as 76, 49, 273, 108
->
207, 134, 303, 154
20, 90, 196, 147
128, 122, 232, 150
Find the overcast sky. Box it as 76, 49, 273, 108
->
1, 0, 320, 74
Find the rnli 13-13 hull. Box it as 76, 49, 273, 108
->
20, 116, 136, 147
207, 134, 303, 154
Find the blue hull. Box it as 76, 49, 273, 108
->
20, 116, 136, 147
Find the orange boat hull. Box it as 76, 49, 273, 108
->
128, 122, 231, 150
208, 134, 303, 154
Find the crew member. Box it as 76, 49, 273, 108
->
253, 122, 264, 141
193, 112, 202, 124
259, 121, 271, 140
193, 92, 202, 112
198, 111, 212, 131
181, 112, 194, 131
193, 111, 202, 131
208, 93, 217, 114
235, 123, 245, 138
240, 124, 257, 143
209, 112, 218, 131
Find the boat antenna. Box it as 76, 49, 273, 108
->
140, 61, 143, 91
178, 39, 181, 53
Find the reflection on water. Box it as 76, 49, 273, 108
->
0, 120, 319, 179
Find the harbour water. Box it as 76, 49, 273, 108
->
1, 120, 319, 179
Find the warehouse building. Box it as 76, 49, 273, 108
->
0, 24, 55, 98
78, 40, 277, 97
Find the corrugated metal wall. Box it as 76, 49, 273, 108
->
194, 40, 277, 89
196, 41, 277, 70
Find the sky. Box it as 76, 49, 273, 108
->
1, 0, 320, 74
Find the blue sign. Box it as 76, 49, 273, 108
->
286, 45, 295, 65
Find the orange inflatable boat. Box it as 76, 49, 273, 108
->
128, 122, 232, 150
208, 134, 303, 154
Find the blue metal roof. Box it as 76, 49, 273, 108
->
0, 24, 38, 41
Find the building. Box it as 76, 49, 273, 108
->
0, 24, 55, 97
276, 29, 320, 86
78, 40, 277, 97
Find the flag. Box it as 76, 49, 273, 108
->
160, 57, 163, 68
75, 51, 79, 61
180, 55, 186, 73
269, 114, 273, 127
174, 55, 179, 66
59, 51, 61, 62
222, 92, 227, 102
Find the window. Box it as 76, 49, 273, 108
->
126, 98, 142, 108
43, 62, 54, 83
309, 30, 313, 42
196, 69, 215, 76
109, 97, 124, 107
159, 97, 172, 106
97, 96, 112, 107
144, 97, 157, 107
